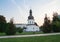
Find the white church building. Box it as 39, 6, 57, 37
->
15, 9, 40, 32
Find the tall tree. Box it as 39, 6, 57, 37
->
52, 12, 60, 32
0, 15, 6, 32
42, 14, 51, 33
5, 18, 16, 35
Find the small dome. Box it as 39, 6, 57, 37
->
28, 15, 34, 19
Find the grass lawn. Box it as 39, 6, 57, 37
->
16, 31, 43, 35
0, 35, 60, 42
0, 32, 43, 36
0, 33, 6, 36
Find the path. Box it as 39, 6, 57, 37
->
0, 33, 60, 38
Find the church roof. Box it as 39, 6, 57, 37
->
28, 9, 34, 19
28, 15, 34, 19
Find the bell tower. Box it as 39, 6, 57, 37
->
28, 9, 34, 24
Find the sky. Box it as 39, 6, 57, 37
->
0, 0, 60, 26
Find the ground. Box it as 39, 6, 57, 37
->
0, 35, 60, 42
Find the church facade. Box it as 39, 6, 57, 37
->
15, 9, 40, 32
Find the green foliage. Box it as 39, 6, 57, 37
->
0, 15, 6, 23
42, 13, 60, 33
52, 21, 60, 32
42, 26, 51, 33
5, 18, 16, 35
5, 23, 16, 35
0, 15, 6, 33
53, 15, 60, 22
42, 14, 52, 33
52, 13, 60, 32
17, 27, 23, 33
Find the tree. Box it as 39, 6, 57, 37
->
0, 15, 6, 32
52, 12, 60, 32
5, 18, 16, 35
42, 14, 52, 33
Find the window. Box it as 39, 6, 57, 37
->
30, 21, 31, 24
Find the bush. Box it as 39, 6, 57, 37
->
17, 27, 23, 33
5, 23, 16, 35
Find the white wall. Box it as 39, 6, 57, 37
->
15, 24, 26, 28
26, 25, 40, 31
15, 24, 40, 32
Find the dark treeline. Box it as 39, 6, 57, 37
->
40, 12, 60, 33
0, 15, 23, 35
0, 15, 16, 35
